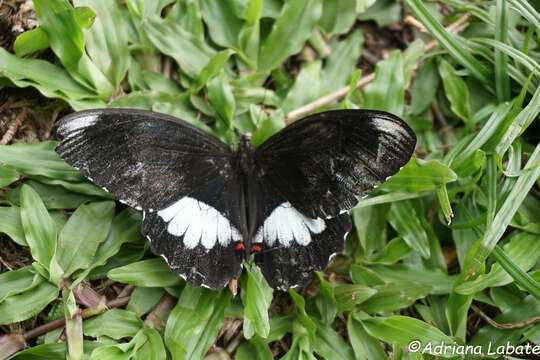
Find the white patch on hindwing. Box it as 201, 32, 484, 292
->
255, 202, 326, 247
157, 197, 241, 250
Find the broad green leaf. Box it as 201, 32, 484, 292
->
313, 319, 354, 360
13, 27, 50, 57
312, 272, 338, 324
367, 264, 456, 295
438, 59, 471, 124
164, 287, 230, 360
289, 290, 316, 343
333, 283, 376, 312
361, 316, 455, 358
7, 180, 100, 210
0, 205, 26, 246
20, 185, 57, 269
28, 176, 112, 199
9, 342, 101, 360
455, 232, 540, 295
74, 0, 130, 87
133, 328, 167, 360
351, 203, 389, 256
207, 70, 236, 128
320, 29, 363, 93
382, 158, 457, 192
63, 290, 83, 360
388, 200, 430, 259
200, 0, 243, 49
76, 208, 144, 281
360, 281, 432, 313
236, 337, 273, 360
107, 258, 183, 287
56, 201, 115, 277
365, 237, 411, 265
0, 276, 58, 325
242, 263, 273, 339
87, 242, 146, 280
251, 108, 284, 146
357, 0, 401, 27
0, 142, 84, 182
84, 309, 143, 339
0, 266, 36, 302
194, 49, 235, 92
259, 0, 323, 72
402, 39, 424, 88
282, 60, 322, 113
408, 58, 440, 116
33, 0, 114, 97
125, 0, 175, 18
318, 0, 357, 36
347, 314, 388, 360
0, 48, 97, 103
0, 165, 19, 187
364, 50, 404, 117
143, 15, 215, 79
127, 287, 164, 316
238, 0, 262, 66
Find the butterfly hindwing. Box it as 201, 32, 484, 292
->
250, 182, 351, 290
255, 110, 416, 219
55, 108, 232, 211
142, 176, 244, 289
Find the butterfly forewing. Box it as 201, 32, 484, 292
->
254, 110, 416, 219
55, 109, 232, 211
55, 109, 242, 289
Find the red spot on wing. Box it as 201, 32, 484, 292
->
250, 245, 262, 252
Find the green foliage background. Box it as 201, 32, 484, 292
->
0, 0, 539, 359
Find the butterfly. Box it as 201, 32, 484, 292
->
55, 108, 416, 290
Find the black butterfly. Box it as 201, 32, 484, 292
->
55, 109, 416, 290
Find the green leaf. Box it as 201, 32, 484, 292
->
242, 263, 273, 339
76, 208, 144, 281
318, 0, 357, 36
382, 158, 457, 192
107, 258, 183, 287
408, 58, 440, 116
164, 287, 231, 360
207, 70, 236, 128
73, 0, 130, 87
7, 180, 100, 210
0, 205, 26, 246
333, 283, 377, 312
313, 319, 354, 360
236, 337, 273, 360
33, 0, 114, 97
0, 48, 98, 105
13, 27, 50, 57
84, 309, 143, 339
0, 275, 58, 325
289, 290, 316, 343
20, 184, 57, 269
251, 109, 285, 147
365, 237, 411, 265
351, 203, 389, 256
363, 50, 404, 117
456, 232, 539, 294
127, 287, 164, 316
404, 0, 492, 84
194, 49, 235, 92
0, 142, 84, 182
143, 15, 215, 79
360, 281, 432, 313
200, 0, 243, 49
56, 201, 115, 277
438, 59, 471, 124
320, 29, 364, 94
0, 266, 36, 302
388, 200, 430, 259
282, 60, 322, 113
0, 165, 18, 187
347, 314, 388, 360
258, 0, 323, 72
356, 0, 401, 27
361, 316, 455, 358
312, 272, 338, 324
